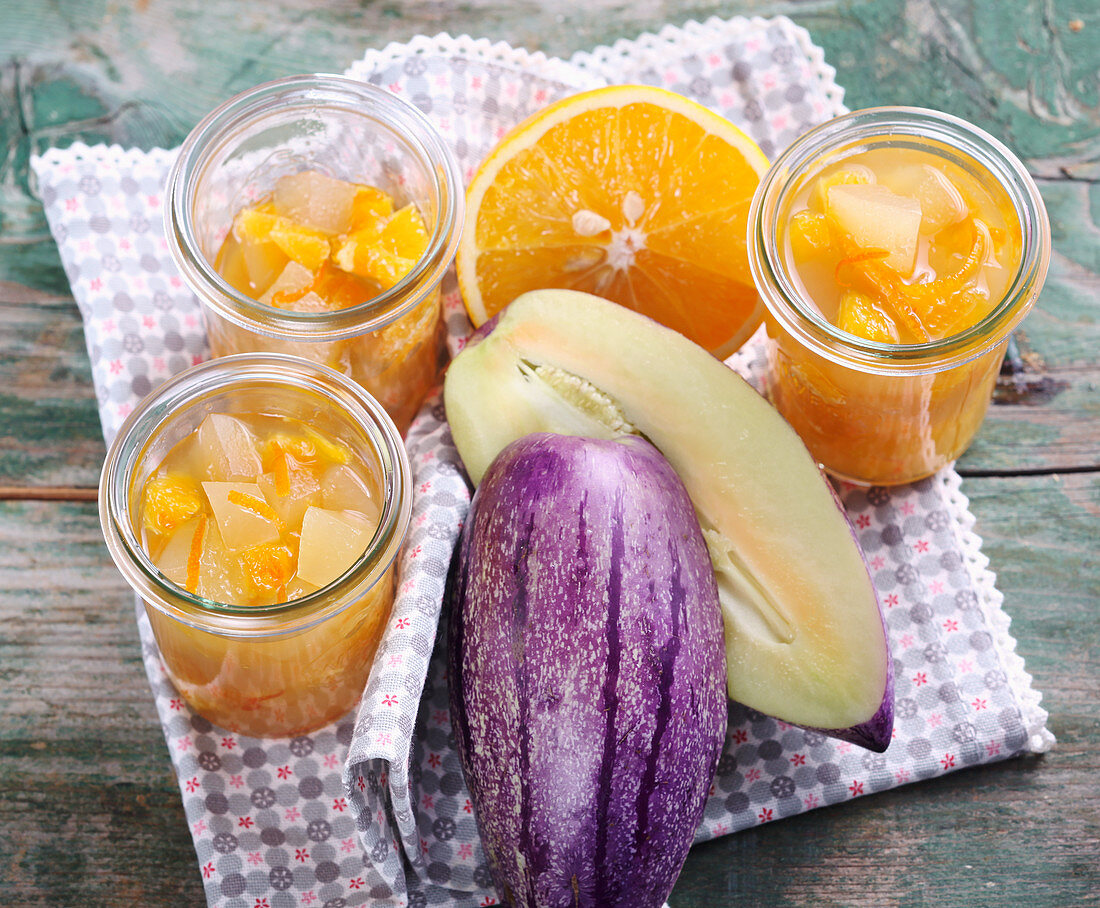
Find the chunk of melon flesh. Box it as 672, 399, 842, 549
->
273, 170, 358, 236
152, 516, 202, 587
196, 414, 263, 482
202, 481, 281, 552
196, 519, 251, 604
827, 182, 922, 276
321, 464, 380, 523
878, 162, 967, 236
444, 289, 892, 747
259, 260, 315, 307
297, 506, 372, 588
257, 467, 320, 528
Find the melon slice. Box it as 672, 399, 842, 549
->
443, 289, 893, 750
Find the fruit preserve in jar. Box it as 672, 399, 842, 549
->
748, 107, 1050, 485
166, 75, 464, 434
100, 354, 412, 737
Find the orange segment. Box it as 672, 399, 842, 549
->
143, 474, 206, 535
456, 84, 769, 357
333, 203, 429, 290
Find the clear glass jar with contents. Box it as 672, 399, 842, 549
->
166, 74, 464, 435
748, 107, 1050, 486
100, 354, 412, 737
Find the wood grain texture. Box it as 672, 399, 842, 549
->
1, 0, 1097, 905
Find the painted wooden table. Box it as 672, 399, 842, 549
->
2, 1, 1097, 905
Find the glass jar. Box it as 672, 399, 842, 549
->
748, 107, 1050, 485
100, 354, 412, 737
165, 74, 464, 435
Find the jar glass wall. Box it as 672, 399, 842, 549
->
166, 75, 464, 434
99, 354, 412, 737
748, 107, 1050, 485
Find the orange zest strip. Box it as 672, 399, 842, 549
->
185, 516, 207, 593
227, 490, 286, 532
272, 451, 291, 498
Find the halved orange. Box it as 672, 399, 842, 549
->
456, 84, 770, 357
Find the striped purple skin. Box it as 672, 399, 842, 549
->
447, 433, 727, 908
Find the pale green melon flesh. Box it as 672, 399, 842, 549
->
444, 289, 888, 730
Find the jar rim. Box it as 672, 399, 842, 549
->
98, 353, 413, 637
165, 73, 464, 343
748, 106, 1051, 374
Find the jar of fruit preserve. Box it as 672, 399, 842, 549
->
99, 354, 412, 737
748, 107, 1050, 485
166, 74, 463, 434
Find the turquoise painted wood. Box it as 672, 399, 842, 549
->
1, 1, 1097, 905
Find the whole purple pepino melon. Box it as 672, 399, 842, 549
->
448, 432, 727, 908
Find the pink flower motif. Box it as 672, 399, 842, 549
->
913, 672, 928, 686
89, 277, 103, 292
929, 580, 945, 594
147, 194, 160, 207
856, 514, 871, 528
914, 540, 930, 553
837, 741, 852, 754
376, 733, 393, 747
255, 898, 270, 908
185, 776, 200, 793
239, 816, 255, 829
481, 898, 497, 906
65, 197, 79, 211
899, 634, 915, 649
900, 501, 916, 515
276, 765, 293, 780
458, 842, 474, 860
745, 768, 762, 782
395, 617, 410, 630
176, 735, 192, 752
986, 740, 1002, 757
202, 862, 215, 878
229, 774, 244, 788
302, 893, 317, 905
929, 713, 943, 728
884, 594, 899, 608
463, 799, 473, 814
944, 619, 959, 632
341, 837, 356, 853
419, 482, 431, 494
428, 753, 442, 769
357, 775, 366, 791
284, 806, 301, 822
323, 753, 339, 769
221, 737, 236, 750
432, 710, 449, 726
972, 698, 987, 711
849, 780, 864, 796
109, 360, 124, 375
382, 694, 399, 707
758, 807, 773, 822
246, 851, 263, 865
295, 848, 310, 862
803, 794, 820, 809
712, 822, 729, 835
790, 753, 806, 766
192, 819, 208, 835
423, 794, 434, 809
895, 768, 911, 783
333, 797, 347, 812
388, 654, 404, 667
958, 658, 974, 673
870, 555, 886, 570
731, 729, 748, 745
941, 753, 956, 769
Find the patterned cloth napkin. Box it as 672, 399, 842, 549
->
32, 16, 1052, 908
